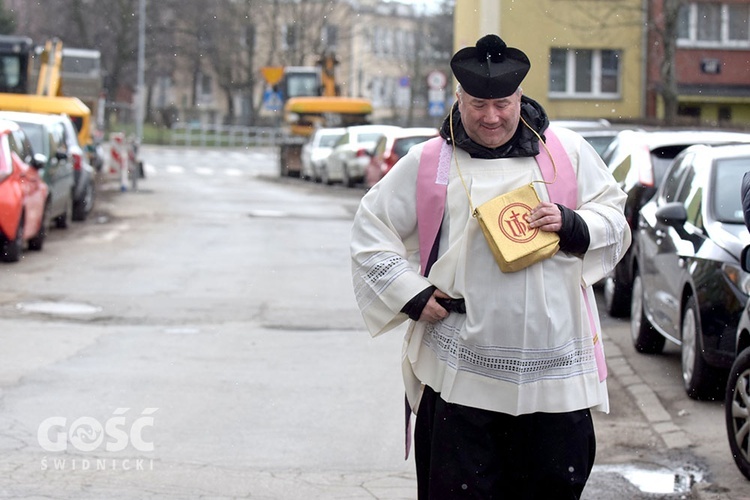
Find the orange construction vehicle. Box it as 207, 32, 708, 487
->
277, 52, 373, 177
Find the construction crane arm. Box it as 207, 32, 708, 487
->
36, 38, 63, 97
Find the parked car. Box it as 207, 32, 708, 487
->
0, 119, 48, 261
631, 143, 750, 400
364, 127, 438, 188
324, 124, 401, 187
600, 129, 750, 317
300, 127, 345, 182
550, 119, 626, 158
58, 114, 95, 221
726, 244, 750, 480
0, 111, 76, 229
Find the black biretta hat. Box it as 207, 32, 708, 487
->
450, 34, 530, 99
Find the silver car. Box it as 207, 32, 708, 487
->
300, 127, 345, 182
324, 124, 402, 187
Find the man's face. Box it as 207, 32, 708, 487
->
456, 89, 522, 149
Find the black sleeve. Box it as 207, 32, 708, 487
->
556, 204, 590, 255
400, 285, 436, 321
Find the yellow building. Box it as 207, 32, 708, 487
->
454, 0, 645, 122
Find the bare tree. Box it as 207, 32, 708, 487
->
649, 0, 686, 126
0, 0, 16, 34
553, 0, 686, 126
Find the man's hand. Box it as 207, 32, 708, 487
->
527, 201, 562, 232
419, 289, 451, 323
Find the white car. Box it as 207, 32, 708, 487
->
324, 124, 402, 186
300, 127, 345, 182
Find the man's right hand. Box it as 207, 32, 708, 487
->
419, 289, 452, 323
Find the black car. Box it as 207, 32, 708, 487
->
726, 245, 750, 480
631, 143, 750, 400
600, 129, 750, 317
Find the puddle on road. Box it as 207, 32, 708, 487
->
16, 301, 102, 315
596, 464, 704, 494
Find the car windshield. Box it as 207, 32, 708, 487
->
17, 122, 43, 153
357, 132, 384, 143
584, 135, 617, 157
318, 134, 342, 148
394, 136, 433, 157
650, 145, 691, 187
713, 156, 750, 224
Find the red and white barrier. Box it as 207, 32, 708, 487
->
108, 132, 129, 191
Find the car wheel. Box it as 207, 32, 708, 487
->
320, 165, 332, 186
725, 347, 750, 480
1, 212, 24, 262
28, 200, 51, 251
630, 269, 665, 354
682, 295, 724, 400
342, 164, 354, 188
55, 194, 72, 229
72, 181, 95, 221
311, 165, 321, 183
604, 271, 631, 318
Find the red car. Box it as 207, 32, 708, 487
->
0, 120, 48, 262
364, 127, 438, 188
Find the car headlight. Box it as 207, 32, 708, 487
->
723, 262, 750, 296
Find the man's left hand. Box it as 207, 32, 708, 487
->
527, 202, 562, 232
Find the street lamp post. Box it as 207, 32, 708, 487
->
136, 0, 146, 143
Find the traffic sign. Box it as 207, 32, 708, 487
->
429, 101, 445, 117
261, 66, 284, 86
263, 89, 283, 111
427, 70, 447, 90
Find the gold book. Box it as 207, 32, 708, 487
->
473, 183, 560, 273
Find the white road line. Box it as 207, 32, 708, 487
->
81, 223, 131, 243
195, 167, 213, 176
166, 165, 185, 174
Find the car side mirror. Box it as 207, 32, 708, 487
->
32, 153, 47, 170
655, 202, 688, 227
742, 245, 750, 273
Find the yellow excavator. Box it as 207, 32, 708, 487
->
278, 52, 373, 177
0, 35, 92, 147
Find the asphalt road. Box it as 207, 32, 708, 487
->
0, 145, 747, 499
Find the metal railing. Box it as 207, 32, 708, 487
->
170, 123, 286, 147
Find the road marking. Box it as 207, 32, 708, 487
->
81, 223, 131, 243
16, 301, 102, 315
248, 209, 287, 218
195, 167, 213, 176
166, 165, 184, 174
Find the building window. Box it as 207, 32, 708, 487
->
548, 48, 621, 98
282, 24, 299, 51
728, 3, 750, 41
241, 25, 255, 49
697, 3, 721, 41
678, 2, 750, 47
200, 74, 212, 96
322, 24, 338, 49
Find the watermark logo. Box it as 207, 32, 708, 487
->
38, 408, 157, 471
